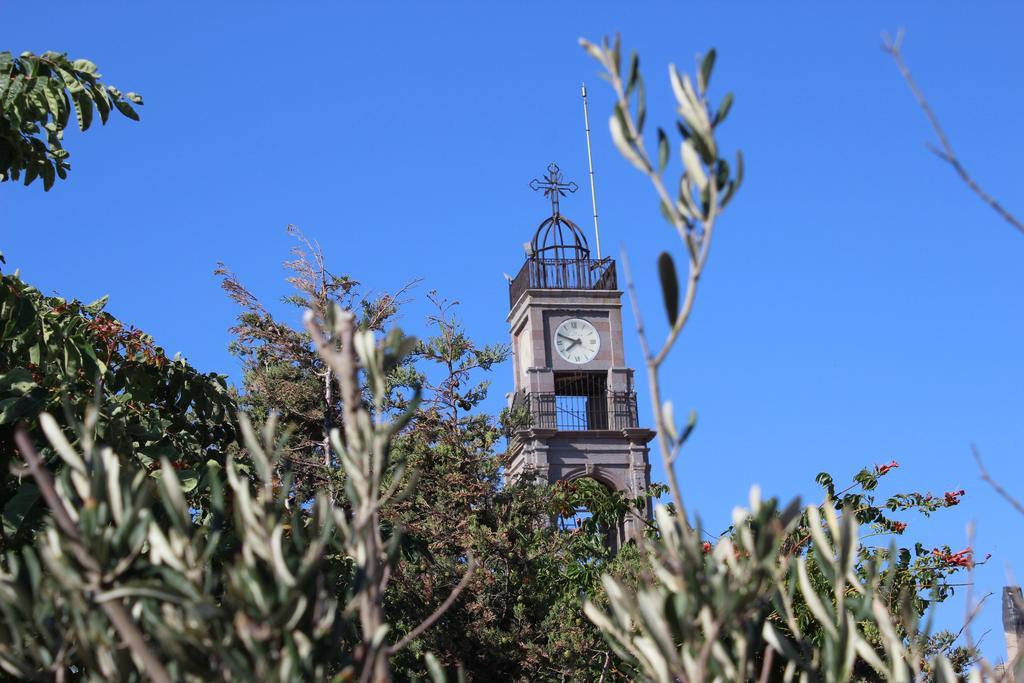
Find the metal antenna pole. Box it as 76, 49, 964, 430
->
581, 83, 602, 259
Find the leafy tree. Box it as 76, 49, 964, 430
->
219, 244, 656, 681
216, 226, 414, 500
0, 51, 141, 189
0, 258, 236, 554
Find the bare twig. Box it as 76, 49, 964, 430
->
965, 522, 979, 653
882, 29, 1024, 237
386, 555, 477, 655
597, 650, 612, 683
945, 589, 992, 658
972, 444, 1024, 516
621, 251, 686, 519
14, 425, 172, 683
757, 645, 775, 683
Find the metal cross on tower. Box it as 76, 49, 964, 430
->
529, 163, 578, 217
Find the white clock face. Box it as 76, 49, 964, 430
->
554, 318, 600, 364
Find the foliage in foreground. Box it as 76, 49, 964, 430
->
1, 311, 435, 681
578, 35, 1017, 682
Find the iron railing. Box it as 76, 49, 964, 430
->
513, 391, 638, 431
508, 257, 617, 307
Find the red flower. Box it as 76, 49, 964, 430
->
892, 521, 907, 533
875, 460, 899, 476
933, 546, 974, 568
701, 541, 712, 554
944, 489, 965, 506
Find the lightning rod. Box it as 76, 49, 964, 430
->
581, 83, 603, 260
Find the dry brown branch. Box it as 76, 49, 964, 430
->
971, 444, 1024, 516
597, 650, 611, 683
13, 425, 172, 683
947, 588, 992, 660
882, 29, 1024, 237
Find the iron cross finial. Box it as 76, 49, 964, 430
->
529, 163, 578, 217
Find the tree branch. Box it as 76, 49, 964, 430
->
971, 444, 1024, 516
882, 29, 1024, 237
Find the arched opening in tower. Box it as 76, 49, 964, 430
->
556, 476, 622, 552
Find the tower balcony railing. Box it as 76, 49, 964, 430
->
508, 257, 617, 307
511, 390, 638, 432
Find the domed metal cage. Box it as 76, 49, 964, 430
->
530, 214, 591, 262
509, 163, 618, 307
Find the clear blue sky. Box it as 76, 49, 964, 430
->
4, 2, 1023, 662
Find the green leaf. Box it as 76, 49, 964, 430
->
714, 92, 734, 127
93, 87, 110, 124
699, 49, 717, 95
657, 127, 669, 175
635, 73, 646, 132
680, 409, 697, 446
660, 400, 677, 443
721, 149, 743, 207
158, 458, 189, 523
113, 98, 139, 121
71, 59, 98, 75
608, 107, 647, 173
425, 653, 446, 683
72, 90, 92, 131
689, 127, 716, 167
578, 38, 606, 67
681, 139, 707, 191
2, 481, 42, 539
84, 294, 109, 312
179, 473, 199, 493
0, 367, 36, 394
798, 556, 838, 639
4, 75, 25, 109
627, 52, 639, 95
41, 160, 55, 190
42, 80, 61, 126
23, 162, 39, 187
762, 620, 804, 667
0, 392, 44, 424
657, 251, 679, 325
658, 199, 678, 227
53, 80, 70, 129
715, 158, 730, 189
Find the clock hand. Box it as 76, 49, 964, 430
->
557, 333, 583, 348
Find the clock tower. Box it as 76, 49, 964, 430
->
506, 163, 655, 548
